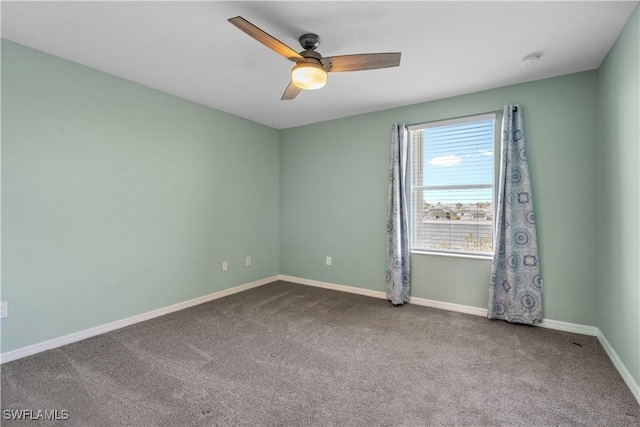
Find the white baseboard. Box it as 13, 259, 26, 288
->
409, 295, 489, 317
410, 297, 599, 336
0, 275, 279, 364
410, 296, 599, 336
537, 318, 598, 336
278, 275, 388, 300
280, 275, 598, 335
597, 329, 640, 404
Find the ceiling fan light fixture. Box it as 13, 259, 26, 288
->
291, 62, 327, 90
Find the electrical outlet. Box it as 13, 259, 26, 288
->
246, 256, 252, 266
0, 301, 7, 319
326, 256, 332, 266
222, 261, 228, 271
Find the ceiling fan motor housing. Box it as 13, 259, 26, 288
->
299, 33, 320, 51
300, 50, 322, 65
299, 34, 323, 66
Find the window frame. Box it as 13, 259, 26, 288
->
407, 112, 501, 259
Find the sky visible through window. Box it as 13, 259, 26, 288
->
421, 119, 494, 205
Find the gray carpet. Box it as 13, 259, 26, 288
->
1, 281, 638, 426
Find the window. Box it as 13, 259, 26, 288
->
408, 113, 497, 257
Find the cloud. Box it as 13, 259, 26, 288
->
462, 149, 493, 159
428, 155, 461, 167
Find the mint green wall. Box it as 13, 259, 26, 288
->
597, 5, 639, 386
1, 40, 280, 353
280, 71, 599, 326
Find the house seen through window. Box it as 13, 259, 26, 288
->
408, 113, 497, 257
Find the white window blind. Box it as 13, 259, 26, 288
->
408, 113, 496, 257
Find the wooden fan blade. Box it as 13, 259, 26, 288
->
321, 53, 401, 72
281, 81, 302, 100
228, 16, 303, 63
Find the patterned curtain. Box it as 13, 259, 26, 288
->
386, 124, 410, 305
488, 105, 542, 324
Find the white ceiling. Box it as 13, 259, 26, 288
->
1, 1, 637, 129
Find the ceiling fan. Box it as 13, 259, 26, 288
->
228, 16, 402, 100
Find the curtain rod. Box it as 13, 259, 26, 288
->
405, 106, 517, 128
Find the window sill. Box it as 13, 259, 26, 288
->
410, 250, 492, 261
